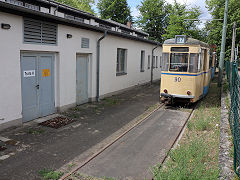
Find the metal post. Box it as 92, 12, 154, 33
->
230, 22, 237, 63
218, 0, 229, 87
229, 22, 237, 87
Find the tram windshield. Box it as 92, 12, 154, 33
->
169, 53, 188, 72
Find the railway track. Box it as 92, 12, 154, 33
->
60, 102, 196, 180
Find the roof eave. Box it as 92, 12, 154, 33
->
0, 2, 160, 45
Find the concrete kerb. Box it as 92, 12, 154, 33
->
218, 86, 235, 179
58, 103, 163, 180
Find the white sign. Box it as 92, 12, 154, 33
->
24, 70, 35, 77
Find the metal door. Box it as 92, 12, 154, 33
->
39, 55, 55, 117
21, 53, 55, 122
76, 55, 88, 105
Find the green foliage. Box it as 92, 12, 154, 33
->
54, 0, 95, 14
205, 0, 240, 58
153, 80, 221, 180
137, 0, 171, 43
97, 0, 132, 24
39, 169, 63, 180
163, 0, 204, 41
153, 138, 219, 180
27, 128, 44, 135
137, 0, 204, 43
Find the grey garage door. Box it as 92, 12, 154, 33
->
76, 55, 88, 105
21, 53, 55, 122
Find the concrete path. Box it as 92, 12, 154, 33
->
0, 82, 161, 180
77, 108, 190, 180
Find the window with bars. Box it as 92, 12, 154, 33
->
23, 18, 57, 45
140, 50, 145, 72
116, 48, 127, 75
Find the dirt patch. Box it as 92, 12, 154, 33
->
39, 116, 75, 129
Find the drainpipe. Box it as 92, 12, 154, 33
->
96, 30, 107, 102
151, 43, 160, 84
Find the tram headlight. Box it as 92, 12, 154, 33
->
187, 90, 191, 95
164, 89, 168, 93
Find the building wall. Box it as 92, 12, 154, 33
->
100, 36, 162, 96
0, 11, 162, 130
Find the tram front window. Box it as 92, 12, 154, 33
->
170, 53, 188, 72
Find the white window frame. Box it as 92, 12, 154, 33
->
140, 50, 145, 72
153, 56, 156, 68
148, 55, 151, 69
156, 56, 158, 68
116, 48, 127, 76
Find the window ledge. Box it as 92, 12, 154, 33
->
116, 72, 127, 76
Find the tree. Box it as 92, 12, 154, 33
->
55, 0, 95, 14
205, 0, 240, 59
137, 0, 172, 43
163, 1, 202, 41
97, 0, 132, 25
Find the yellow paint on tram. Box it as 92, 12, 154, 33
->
160, 35, 216, 103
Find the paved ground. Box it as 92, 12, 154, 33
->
75, 108, 189, 180
0, 82, 161, 180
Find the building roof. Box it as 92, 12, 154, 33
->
164, 38, 209, 48
0, 0, 159, 45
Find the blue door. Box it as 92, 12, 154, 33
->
21, 53, 55, 122
76, 55, 88, 105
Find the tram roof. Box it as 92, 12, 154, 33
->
164, 38, 209, 48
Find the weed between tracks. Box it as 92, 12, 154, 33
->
153, 79, 221, 179
39, 169, 63, 180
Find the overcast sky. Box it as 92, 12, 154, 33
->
93, 0, 212, 21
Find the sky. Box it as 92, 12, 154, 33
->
93, 0, 212, 21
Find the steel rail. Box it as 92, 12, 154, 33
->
60, 103, 165, 180
155, 103, 197, 172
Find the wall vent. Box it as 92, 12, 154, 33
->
81, 38, 89, 48
6, 0, 23, 6
25, 3, 39, 11
24, 18, 57, 45
75, 17, 84, 23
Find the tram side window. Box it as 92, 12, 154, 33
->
189, 53, 200, 73
170, 53, 188, 72
209, 52, 213, 69
162, 53, 169, 71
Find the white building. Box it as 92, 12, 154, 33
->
0, 0, 162, 131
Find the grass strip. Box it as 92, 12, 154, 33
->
153, 79, 221, 180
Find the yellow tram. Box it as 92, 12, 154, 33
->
160, 35, 216, 103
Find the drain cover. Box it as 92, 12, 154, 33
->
39, 116, 75, 129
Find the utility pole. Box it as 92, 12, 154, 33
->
230, 22, 237, 63
229, 22, 237, 86
218, 0, 229, 87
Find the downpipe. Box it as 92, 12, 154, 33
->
96, 30, 107, 102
